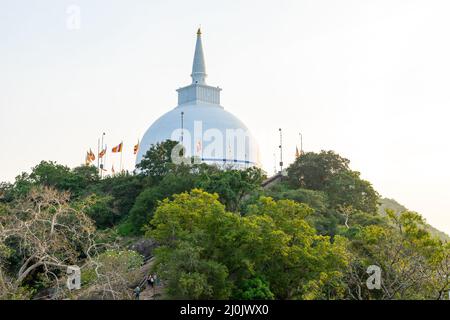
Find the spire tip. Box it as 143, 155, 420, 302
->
197, 28, 202, 36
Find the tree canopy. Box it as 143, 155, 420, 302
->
147, 189, 349, 299
1, 142, 449, 300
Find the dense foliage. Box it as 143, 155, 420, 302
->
147, 189, 349, 299
1, 141, 449, 300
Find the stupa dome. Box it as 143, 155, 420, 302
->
136, 29, 260, 169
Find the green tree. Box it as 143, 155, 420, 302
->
128, 187, 163, 234
0, 182, 14, 203
345, 210, 445, 299
127, 165, 207, 234
287, 151, 350, 190
234, 277, 274, 300
147, 189, 349, 300
70, 165, 100, 196
325, 171, 379, 214
9, 173, 34, 199
266, 185, 329, 214
245, 197, 350, 299
148, 189, 235, 299
197, 167, 266, 212
153, 243, 231, 299
136, 140, 180, 182
84, 194, 116, 229
95, 173, 144, 221
127, 157, 219, 234
8, 161, 100, 199
285, 151, 379, 219
30, 161, 99, 197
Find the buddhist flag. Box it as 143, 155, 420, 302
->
134, 140, 139, 155
99, 147, 107, 159
88, 149, 96, 161
85, 152, 91, 165
112, 142, 123, 153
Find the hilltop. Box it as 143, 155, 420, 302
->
379, 197, 449, 242
1, 141, 450, 300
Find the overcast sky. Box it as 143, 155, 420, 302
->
1, 0, 450, 233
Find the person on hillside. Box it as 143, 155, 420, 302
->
147, 275, 154, 289
133, 286, 141, 300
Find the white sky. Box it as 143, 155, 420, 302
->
1, 0, 450, 233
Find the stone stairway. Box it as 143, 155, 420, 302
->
137, 256, 165, 300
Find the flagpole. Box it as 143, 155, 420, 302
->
120, 142, 123, 173
97, 138, 100, 175
136, 139, 140, 158
100, 132, 105, 179
180, 112, 185, 157
299, 132, 303, 155
104, 144, 107, 178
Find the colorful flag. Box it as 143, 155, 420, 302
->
99, 147, 107, 159
88, 149, 96, 161
85, 152, 91, 165
112, 142, 123, 153
134, 141, 139, 155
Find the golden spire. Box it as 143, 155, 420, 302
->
197, 28, 202, 36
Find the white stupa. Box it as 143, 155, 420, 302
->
136, 29, 261, 169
